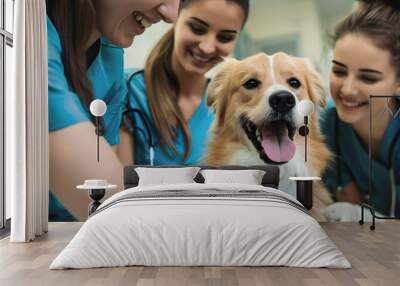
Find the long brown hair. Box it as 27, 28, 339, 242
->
145, 0, 250, 161
46, 0, 97, 109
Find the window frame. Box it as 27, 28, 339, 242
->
1, 0, 14, 231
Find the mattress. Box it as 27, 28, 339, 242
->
50, 183, 351, 269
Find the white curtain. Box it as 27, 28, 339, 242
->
7, 0, 48, 242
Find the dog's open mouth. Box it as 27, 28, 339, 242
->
240, 116, 296, 165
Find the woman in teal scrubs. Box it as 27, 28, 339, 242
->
125, 0, 249, 165
320, 0, 400, 220
46, 0, 180, 221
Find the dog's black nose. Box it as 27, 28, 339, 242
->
269, 91, 296, 113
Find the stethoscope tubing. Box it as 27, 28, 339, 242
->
126, 72, 156, 166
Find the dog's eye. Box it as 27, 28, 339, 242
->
287, 78, 301, 89
243, 79, 261, 90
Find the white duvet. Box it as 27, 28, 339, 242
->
50, 183, 351, 269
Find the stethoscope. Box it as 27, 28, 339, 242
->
121, 71, 212, 166
121, 72, 156, 166
90, 72, 156, 165
334, 100, 400, 216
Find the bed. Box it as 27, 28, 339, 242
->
50, 165, 350, 269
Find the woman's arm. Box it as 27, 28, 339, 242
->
116, 127, 135, 166
50, 122, 126, 221
336, 182, 364, 205
47, 17, 137, 221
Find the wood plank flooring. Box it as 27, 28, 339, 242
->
0, 222, 399, 286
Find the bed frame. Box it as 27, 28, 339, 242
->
124, 165, 280, 189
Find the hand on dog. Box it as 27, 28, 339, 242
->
321, 202, 384, 222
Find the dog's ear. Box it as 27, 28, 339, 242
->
299, 58, 327, 108
207, 59, 238, 124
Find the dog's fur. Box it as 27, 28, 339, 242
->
204, 53, 333, 220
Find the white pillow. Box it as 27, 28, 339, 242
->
135, 167, 201, 186
200, 169, 266, 185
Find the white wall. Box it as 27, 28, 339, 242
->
245, 0, 323, 66
317, 0, 355, 35
124, 22, 172, 69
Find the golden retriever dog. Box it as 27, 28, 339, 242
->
204, 53, 332, 220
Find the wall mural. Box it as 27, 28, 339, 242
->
47, 0, 400, 225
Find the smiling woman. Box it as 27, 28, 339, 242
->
320, 0, 400, 221
125, 0, 249, 166
46, 0, 180, 222
94, 0, 179, 47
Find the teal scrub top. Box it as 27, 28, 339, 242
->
320, 102, 400, 216
126, 70, 215, 165
48, 17, 127, 221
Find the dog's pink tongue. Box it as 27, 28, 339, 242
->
261, 126, 296, 163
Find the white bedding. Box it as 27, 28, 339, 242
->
50, 183, 351, 269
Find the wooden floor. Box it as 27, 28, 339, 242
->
0, 222, 399, 286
